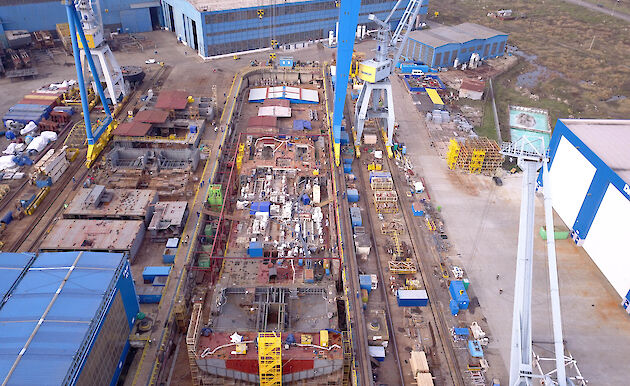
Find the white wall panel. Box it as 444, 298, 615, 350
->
549, 137, 597, 228
582, 184, 630, 298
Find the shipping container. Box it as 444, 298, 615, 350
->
142, 266, 171, 282
163, 248, 176, 264
248, 241, 263, 257
350, 206, 362, 227
347, 188, 359, 202
396, 289, 429, 307
359, 274, 372, 293
137, 286, 163, 303
449, 280, 469, 309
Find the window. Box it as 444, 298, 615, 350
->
483, 45, 490, 57
491, 42, 498, 55
442, 51, 450, 66
498, 41, 506, 54
476, 45, 482, 51
434, 52, 442, 67
451, 50, 458, 62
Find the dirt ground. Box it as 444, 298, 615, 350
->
430, 0, 630, 134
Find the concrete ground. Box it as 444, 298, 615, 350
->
390, 73, 630, 385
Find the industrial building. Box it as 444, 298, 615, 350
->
161, 0, 427, 57
546, 119, 630, 306
63, 185, 158, 223
39, 219, 146, 262
0, 0, 163, 34
403, 22, 508, 68
0, 251, 139, 385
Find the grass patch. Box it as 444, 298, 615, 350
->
429, 0, 630, 125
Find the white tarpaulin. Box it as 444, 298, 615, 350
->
0, 155, 17, 171
248, 86, 319, 104
258, 106, 291, 118
20, 121, 37, 136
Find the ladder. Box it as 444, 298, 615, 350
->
258, 332, 282, 386
342, 331, 353, 386
186, 303, 203, 386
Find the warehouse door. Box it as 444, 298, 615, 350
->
149, 7, 163, 29
168, 4, 175, 31
582, 184, 630, 298
191, 20, 198, 51
121, 9, 153, 33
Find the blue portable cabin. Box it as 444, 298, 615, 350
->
350, 206, 362, 227
396, 289, 429, 307
359, 274, 372, 293
142, 266, 172, 283
347, 188, 360, 203
449, 280, 470, 309
248, 241, 264, 257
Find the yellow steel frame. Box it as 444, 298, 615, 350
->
86, 119, 118, 167
388, 260, 416, 274
446, 139, 460, 170
236, 143, 245, 172
258, 332, 282, 386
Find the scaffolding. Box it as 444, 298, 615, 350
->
187, 303, 203, 386
342, 331, 353, 386
374, 190, 399, 214
258, 332, 282, 386
370, 176, 393, 190
446, 137, 503, 175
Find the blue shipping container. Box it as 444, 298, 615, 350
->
396, 289, 429, 307
449, 280, 470, 309
449, 299, 459, 315
350, 207, 362, 227
359, 274, 372, 293
163, 248, 176, 264
347, 188, 359, 202
137, 286, 163, 303
468, 340, 484, 358
248, 241, 263, 257
142, 266, 171, 282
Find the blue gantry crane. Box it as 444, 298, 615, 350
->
63, 0, 126, 167
331, 0, 361, 166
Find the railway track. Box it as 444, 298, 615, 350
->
352, 145, 406, 385
381, 141, 465, 386
4, 65, 172, 252
9, 153, 88, 252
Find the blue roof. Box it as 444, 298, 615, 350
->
0, 252, 126, 385
0, 253, 34, 303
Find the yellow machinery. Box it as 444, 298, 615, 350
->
236, 143, 245, 171
388, 260, 417, 274
258, 332, 282, 386
25, 187, 50, 215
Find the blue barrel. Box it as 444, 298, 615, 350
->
5, 131, 15, 140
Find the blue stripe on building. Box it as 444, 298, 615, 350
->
544, 119, 630, 240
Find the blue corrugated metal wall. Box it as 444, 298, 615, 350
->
161, 0, 411, 58
121, 8, 153, 33
0, 0, 158, 32
405, 31, 507, 68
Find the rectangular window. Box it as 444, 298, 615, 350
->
491, 42, 498, 55
451, 50, 458, 62
483, 45, 490, 57
442, 51, 450, 66
476, 45, 482, 51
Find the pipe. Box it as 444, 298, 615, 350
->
65, 4, 94, 145
200, 340, 255, 358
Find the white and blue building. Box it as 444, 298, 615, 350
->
402, 22, 508, 68
0, 0, 163, 35
545, 119, 630, 307
161, 0, 426, 57
0, 251, 140, 385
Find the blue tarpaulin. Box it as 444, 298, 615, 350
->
292, 120, 312, 131
250, 201, 271, 215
